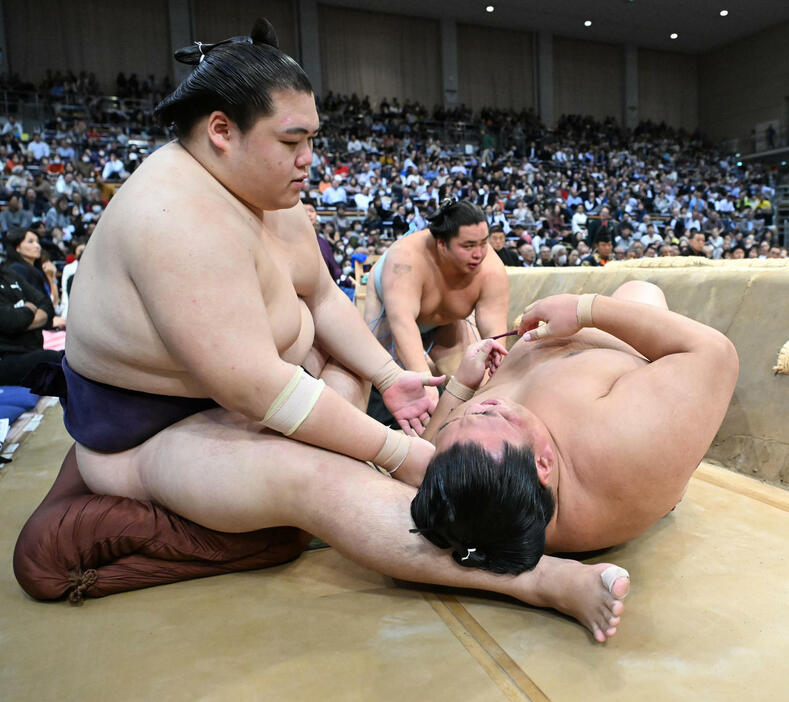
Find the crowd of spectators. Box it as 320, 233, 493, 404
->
303, 95, 785, 284
0, 84, 785, 322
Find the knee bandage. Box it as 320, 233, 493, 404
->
263, 367, 325, 436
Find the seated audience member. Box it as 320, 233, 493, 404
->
44, 196, 73, 231
60, 238, 88, 320
517, 241, 536, 267
101, 152, 129, 181
0, 194, 34, 233
4, 228, 64, 324
685, 230, 708, 258
414, 283, 737, 639
490, 226, 522, 266
0, 263, 62, 385
581, 233, 612, 266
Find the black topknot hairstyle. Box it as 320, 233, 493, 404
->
427, 198, 487, 244
154, 18, 313, 137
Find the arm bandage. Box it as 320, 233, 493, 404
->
371, 358, 405, 393
576, 293, 597, 328
444, 376, 475, 402
373, 427, 410, 475
263, 367, 325, 436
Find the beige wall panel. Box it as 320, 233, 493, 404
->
553, 37, 623, 124
456, 24, 534, 113
698, 20, 789, 144
638, 49, 698, 131
4, 0, 170, 92
318, 5, 441, 107
192, 0, 298, 60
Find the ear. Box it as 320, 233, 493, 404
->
534, 447, 555, 487
206, 111, 236, 153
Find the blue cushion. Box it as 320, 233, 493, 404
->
0, 404, 27, 423
0, 386, 40, 410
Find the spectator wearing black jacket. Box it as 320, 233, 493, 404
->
0, 265, 61, 385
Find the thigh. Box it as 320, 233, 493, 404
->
76, 407, 379, 533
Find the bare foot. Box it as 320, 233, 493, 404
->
511, 557, 630, 643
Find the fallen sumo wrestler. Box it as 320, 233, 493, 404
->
14, 19, 740, 645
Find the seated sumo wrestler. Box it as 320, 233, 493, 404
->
15, 23, 640, 645
413, 282, 738, 583
364, 198, 509, 406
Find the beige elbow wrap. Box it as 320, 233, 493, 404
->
576, 293, 598, 328
371, 358, 404, 393
263, 367, 325, 436
373, 427, 410, 475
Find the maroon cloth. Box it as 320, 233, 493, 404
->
13, 446, 311, 602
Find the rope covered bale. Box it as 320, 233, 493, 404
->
774, 341, 789, 375
607, 258, 788, 270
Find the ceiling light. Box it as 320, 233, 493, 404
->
486, 5, 494, 12
670, 33, 678, 39
584, 20, 592, 27
720, 10, 729, 17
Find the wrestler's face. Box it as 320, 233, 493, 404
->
433, 398, 532, 458
440, 222, 489, 274
235, 90, 319, 211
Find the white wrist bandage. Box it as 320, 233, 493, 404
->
445, 376, 475, 402
373, 428, 410, 475
263, 367, 325, 436
371, 358, 404, 393
577, 293, 597, 328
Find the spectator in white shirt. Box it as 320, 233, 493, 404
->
321, 177, 348, 205
102, 152, 129, 181
27, 134, 51, 162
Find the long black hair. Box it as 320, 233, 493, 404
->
410, 442, 555, 575
154, 18, 313, 137
427, 198, 487, 244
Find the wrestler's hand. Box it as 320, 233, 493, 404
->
382, 372, 446, 437
454, 338, 508, 389
394, 434, 435, 487
518, 294, 582, 341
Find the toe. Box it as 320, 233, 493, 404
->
611, 577, 630, 600
610, 600, 625, 617
605, 626, 618, 638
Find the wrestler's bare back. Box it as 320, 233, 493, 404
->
66, 142, 317, 395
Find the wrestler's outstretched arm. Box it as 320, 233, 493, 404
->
372, 245, 434, 375
519, 290, 739, 486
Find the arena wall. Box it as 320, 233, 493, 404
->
505, 260, 789, 486
698, 20, 789, 145
192, 0, 298, 59
317, 5, 442, 109
637, 49, 699, 132
552, 37, 624, 123
4, 0, 171, 92
456, 24, 534, 114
